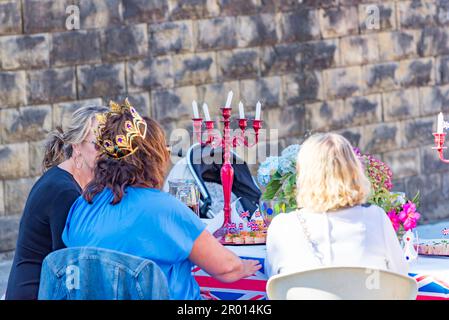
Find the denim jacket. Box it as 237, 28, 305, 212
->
38, 247, 170, 300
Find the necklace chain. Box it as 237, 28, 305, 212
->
296, 211, 325, 265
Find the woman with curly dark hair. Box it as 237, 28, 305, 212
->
62, 99, 261, 300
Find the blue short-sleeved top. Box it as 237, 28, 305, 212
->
62, 187, 206, 300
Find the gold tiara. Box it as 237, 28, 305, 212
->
95, 98, 147, 159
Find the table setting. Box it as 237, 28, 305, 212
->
166, 93, 449, 300
195, 215, 449, 300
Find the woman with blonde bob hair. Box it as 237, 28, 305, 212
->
296, 133, 371, 212
266, 133, 408, 278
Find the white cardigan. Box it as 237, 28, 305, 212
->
265, 204, 409, 277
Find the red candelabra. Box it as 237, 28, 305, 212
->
433, 112, 449, 163
192, 97, 263, 243
433, 133, 449, 163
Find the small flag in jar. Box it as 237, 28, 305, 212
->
240, 211, 250, 219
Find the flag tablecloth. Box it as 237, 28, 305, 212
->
192, 245, 449, 300
409, 256, 449, 300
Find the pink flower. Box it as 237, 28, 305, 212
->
403, 219, 418, 231
398, 201, 421, 231
388, 210, 401, 232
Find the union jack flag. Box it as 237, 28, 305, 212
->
238, 223, 244, 230
193, 257, 449, 300
193, 257, 267, 300
227, 223, 236, 230
196, 272, 449, 301
246, 221, 258, 231
240, 211, 250, 219
443, 228, 449, 236
410, 273, 449, 300
254, 211, 261, 218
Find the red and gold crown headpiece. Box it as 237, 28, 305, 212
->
95, 98, 147, 159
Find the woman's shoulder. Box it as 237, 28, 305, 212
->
329, 203, 386, 216
128, 187, 204, 229
358, 203, 386, 216
128, 187, 186, 210
37, 166, 79, 190
129, 187, 173, 201
269, 210, 300, 229
28, 167, 80, 203
345, 203, 388, 225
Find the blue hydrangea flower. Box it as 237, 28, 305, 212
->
257, 172, 270, 188
278, 156, 295, 175
281, 144, 301, 161
392, 192, 407, 206
257, 156, 279, 187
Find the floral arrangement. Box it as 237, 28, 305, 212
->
257, 144, 300, 210
258, 144, 421, 234
354, 148, 421, 234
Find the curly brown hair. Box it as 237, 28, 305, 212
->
84, 110, 170, 205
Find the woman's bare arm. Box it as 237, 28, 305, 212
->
189, 230, 262, 283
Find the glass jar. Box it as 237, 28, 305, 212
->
168, 179, 200, 217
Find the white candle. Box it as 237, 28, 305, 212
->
202, 103, 211, 121
438, 112, 444, 133
238, 101, 245, 119
192, 100, 200, 119
225, 91, 233, 109
255, 101, 262, 120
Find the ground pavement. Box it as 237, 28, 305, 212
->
0, 254, 13, 298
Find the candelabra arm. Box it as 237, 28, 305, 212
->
438, 152, 449, 163
209, 131, 223, 148
245, 120, 263, 148
192, 118, 203, 145
232, 119, 263, 148
232, 131, 247, 148
433, 132, 449, 163
200, 120, 222, 148
434, 147, 449, 163
243, 133, 260, 148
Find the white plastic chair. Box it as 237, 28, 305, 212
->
266, 266, 418, 300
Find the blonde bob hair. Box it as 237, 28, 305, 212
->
296, 133, 371, 212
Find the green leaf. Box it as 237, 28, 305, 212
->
412, 191, 420, 207
284, 182, 294, 195
271, 171, 283, 181
288, 173, 296, 185
262, 179, 282, 200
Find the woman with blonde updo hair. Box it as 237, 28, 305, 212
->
266, 133, 408, 278
6, 105, 108, 300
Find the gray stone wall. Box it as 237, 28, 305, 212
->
1, 0, 449, 251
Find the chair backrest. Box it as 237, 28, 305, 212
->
266, 266, 418, 300
38, 247, 170, 300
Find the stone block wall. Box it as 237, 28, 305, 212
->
0, 0, 448, 251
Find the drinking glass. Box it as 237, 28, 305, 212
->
168, 179, 200, 217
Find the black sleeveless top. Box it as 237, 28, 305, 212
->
6, 166, 81, 300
